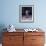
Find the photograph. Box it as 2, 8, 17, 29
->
0, 0, 45, 46
19, 5, 34, 23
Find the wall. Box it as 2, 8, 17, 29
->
0, 0, 46, 43
0, 0, 46, 29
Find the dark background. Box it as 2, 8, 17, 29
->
22, 7, 32, 16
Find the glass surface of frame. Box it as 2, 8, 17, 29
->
19, 5, 34, 23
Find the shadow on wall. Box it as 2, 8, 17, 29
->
0, 24, 7, 43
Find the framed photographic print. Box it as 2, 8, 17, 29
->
19, 5, 34, 23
